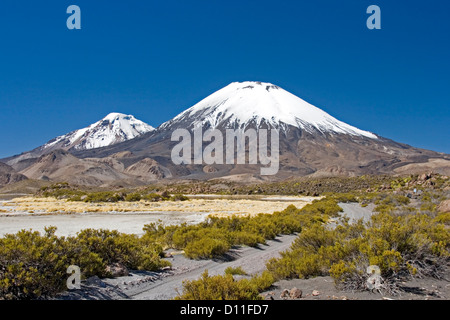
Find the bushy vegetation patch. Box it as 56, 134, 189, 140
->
38, 183, 188, 203
143, 198, 342, 260
266, 212, 449, 294
0, 227, 169, 300
175, 270, 275, 300
224, 266, 247, 276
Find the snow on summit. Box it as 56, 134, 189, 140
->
165, 81, 377, 139
44, 113, 155, 151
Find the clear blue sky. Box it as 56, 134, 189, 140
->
0, 0, 449, 158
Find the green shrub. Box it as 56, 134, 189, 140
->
124, 193, 142, 202
420, 202, 437, 213
0, 227, 170, 300
266, 211, 449, 291
142, 197, 342, 260
435, 212, 450, 225
0, 227, 70, 300
74, 229, 168, 272
170, 194, 189, 201
184, 238, 230, 259
328, 193, 358, 203
249, 271, 275, 292
175, 271, 262, 300
224, 266, 247, 276
142, 193, 163, 202
83, 192, 124, 203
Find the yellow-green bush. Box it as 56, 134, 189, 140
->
327, 193, 358, 203
184, 238, 230, 259
83, 191, 124, 203
266, 211, 449, 290
74, 229, 169, 273
143, 198, 343, 260
175, 269, 275, 300
0, 227, 170, 300
170, 194, 189, 201
224, 266, 247, 276
124, 193, 142, 202
0, 227, 71, 299
249, 270, 275, 292
175, 271, 262, 300
435, 212, 450, 225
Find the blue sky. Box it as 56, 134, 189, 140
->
0, 0, 449, 158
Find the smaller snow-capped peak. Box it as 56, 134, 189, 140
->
164, 81, 377, 139
43, 113, 155, 151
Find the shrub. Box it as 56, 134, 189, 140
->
142, 193, 163, 202
184, 238, 230, 259
420, 202, 437, 213
83, 192, 124, 203
249, 271, 275, 292
0, 227, 170, 300
175, 271, 262, 300
435, 212, 450, 225
0, 227, 70, 300
142, 197, 342, 260
328, 193, 358, 203
266, 211, 449, 292
124, 193, 142, 202
224, 266, 247, 276
170, 194, 189, 201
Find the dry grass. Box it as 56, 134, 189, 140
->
7, 196, 314, 216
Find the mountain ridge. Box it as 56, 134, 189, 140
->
2, 81, 449, 186
3, 113, 155, 167
42, 112, 154, 152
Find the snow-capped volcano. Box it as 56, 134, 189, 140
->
161, 81, 377, 139
3, 81, 450, 184
43, 112, 154, 151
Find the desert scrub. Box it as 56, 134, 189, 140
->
324, 192, 358, 203
184, 238, 230, 259
266, 212, 449, 293
372, 194, 411, 214
143, 198, 342, 260
142, 193, 165, 202
40, 184, 87, 200
82, 191, 125, 203
175, 269, 275, 300
0, 227, 170, 300
38, 184, 189, 203
0, 227, 71, 299
224, 266, 247, 276
74, 229, 170, 272
435, 212, 450, 225
175, 270, 263, 300
124, 192, 142, 202
170, 194, 189, 201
